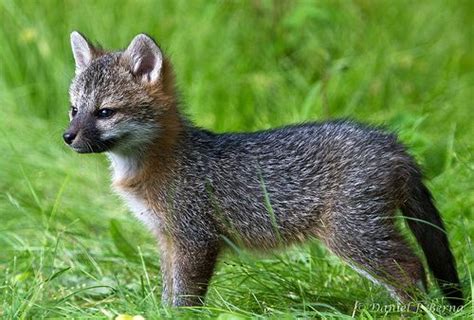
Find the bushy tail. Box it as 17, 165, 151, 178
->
401, 177, 463, 306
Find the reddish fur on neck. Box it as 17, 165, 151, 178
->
113, 58, 183, 201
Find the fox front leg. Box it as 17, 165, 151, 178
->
156, 233, 174, 305
171, 244, 219, 306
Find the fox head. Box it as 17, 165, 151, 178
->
64, 32, 177, 154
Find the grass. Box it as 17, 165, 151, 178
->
0, 0, 473, 318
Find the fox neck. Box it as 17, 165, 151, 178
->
107, 108, 186, 187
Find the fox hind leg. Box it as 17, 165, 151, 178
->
322, 214, 427, 303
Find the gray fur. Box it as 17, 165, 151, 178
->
65, 33, 463, 307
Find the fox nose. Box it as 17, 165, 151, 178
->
63, 132, 77, 145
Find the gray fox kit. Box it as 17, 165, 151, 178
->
64, 32, 463, 307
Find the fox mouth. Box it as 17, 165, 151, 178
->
70, 138, 117, 154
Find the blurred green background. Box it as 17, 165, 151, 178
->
0, 0, 473, 318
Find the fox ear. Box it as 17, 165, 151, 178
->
123, 34, 163, 84
70, 31, 97, 74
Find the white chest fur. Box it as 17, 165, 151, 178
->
107, 152, 159, 228
107, 152, 140, 182
115, 188, 155, 226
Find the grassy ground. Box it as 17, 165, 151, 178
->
1, 0, 473, 318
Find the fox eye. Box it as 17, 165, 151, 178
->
71, 106, 78, 117
97, 108, 115, 119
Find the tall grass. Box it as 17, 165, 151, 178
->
0, 0, 472, 318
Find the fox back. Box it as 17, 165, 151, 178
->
171, 122, 412, 250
